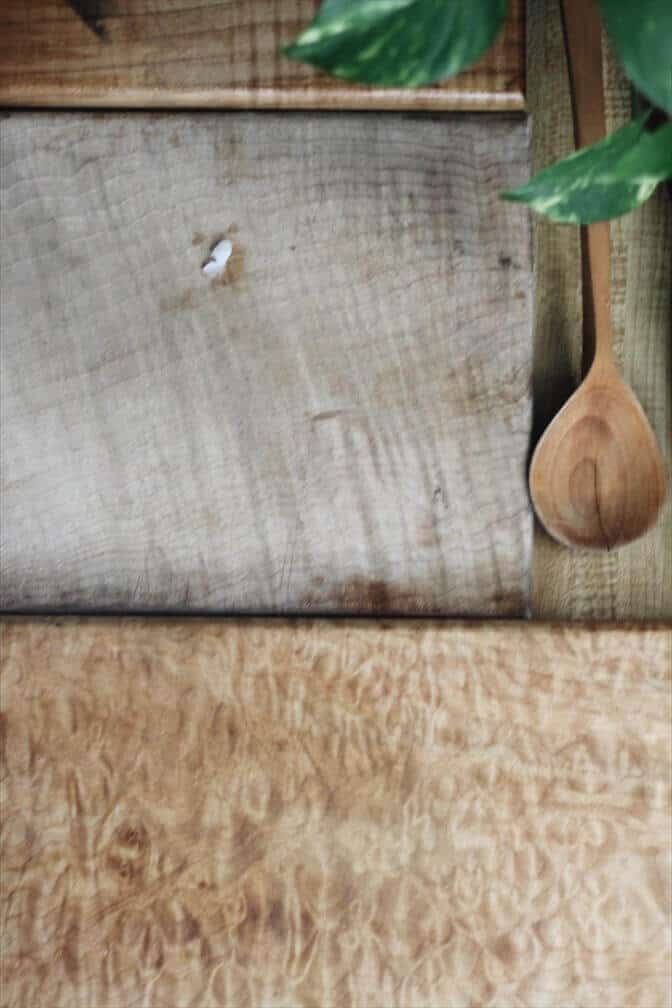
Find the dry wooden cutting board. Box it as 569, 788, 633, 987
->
1, 111, 533, 615
1, 617, 670, 1007
0, 0, 524, 110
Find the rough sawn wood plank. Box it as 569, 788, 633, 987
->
0, 111, 533, 615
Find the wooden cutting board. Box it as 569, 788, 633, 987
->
1, 617, 670, 1007
0, 0, 524, 110
1, 111, 533, 615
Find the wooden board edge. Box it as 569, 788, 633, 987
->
0, 84, 526, 112
1, 616, 670, 634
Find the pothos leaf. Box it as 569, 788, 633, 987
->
284, 0, 509, 87
598, 0, 672, 115
502, 118, 672, 224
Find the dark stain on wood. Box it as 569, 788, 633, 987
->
222, 245, 245, 286
105, 821, 150, 884
300, 573, 523, 615
491, 589, 527, 614
66, 1, 112, 40
301, 577, 404, 613
267, 899, 286, 940
182, 909, 201, 943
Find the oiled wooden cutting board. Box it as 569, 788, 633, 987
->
0, 0, 524, 110
1, 111, 533, 614
1, 617, 670, 1007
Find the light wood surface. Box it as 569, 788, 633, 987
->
528, 0, 672, 616
529, 0, 667, 552
0, 0, 525, 110
0, 111, 533, 615
1, 616, 670, 1008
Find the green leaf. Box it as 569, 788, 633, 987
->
599, 0, 672, 115
284, 0, 509, 87
502, 118, 672, 224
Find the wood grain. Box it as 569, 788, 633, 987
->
528, 0, 672, 617
0, 0, 525, 111
0, 111, 533, 615
1, 616, 670, 1008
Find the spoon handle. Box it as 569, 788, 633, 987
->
562, 0, 614, 372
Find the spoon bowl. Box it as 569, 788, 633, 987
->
530, 365, 666, 549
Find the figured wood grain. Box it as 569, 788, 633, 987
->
0, 111, 533, 615
528, 0, 672, 617
1, 616, 671, 1008
0, 0, 525, 110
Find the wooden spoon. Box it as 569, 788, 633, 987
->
529, 0, 666, 550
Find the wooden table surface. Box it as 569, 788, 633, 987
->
1, 7, 670, 1006
0, 0, 525, 110
1, 616, 670, 1008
